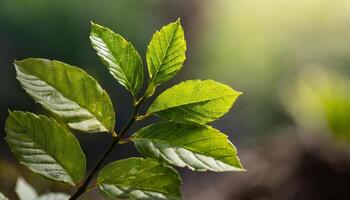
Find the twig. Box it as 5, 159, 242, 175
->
69, 95, 147, 200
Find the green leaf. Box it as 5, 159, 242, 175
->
5, 111, 86, 185
97, 157, 182, 200
15, 177, 38, 200
90, 22, 144, 95
146, 19, 186, 86
132, 122, 244, 172
14, 58, 115, 133
0, 193, 9, 200
147, 80, 241, 124
37, 193, 70, 200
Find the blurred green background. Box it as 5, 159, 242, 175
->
1, 0, 350, 199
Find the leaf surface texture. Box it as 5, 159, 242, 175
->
132, 122, 243, 172
5, 111, 86, 185
98, 158, 181, 200
90, 22, 143, 95
15, 58, 115, 133
148, 80, 241, 124
146, 19, 186, 85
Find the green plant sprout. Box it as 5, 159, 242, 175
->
2, 19, 244, 200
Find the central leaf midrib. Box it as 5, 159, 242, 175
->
92, 32, 134, 91
149, 94, 235, 113
151, 22, 179, 82
132, 138, 233, 164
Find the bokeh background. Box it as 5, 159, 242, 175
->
1, 0, 350, 199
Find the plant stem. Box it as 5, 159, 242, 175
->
69, 136, 120, 200
69, 96, 146, 200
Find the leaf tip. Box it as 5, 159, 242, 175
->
7, 110, 21, 119
174, 18, 184, 29
7, 109, 12, 115
90, 21, 102, 34
90, 21, 100, 29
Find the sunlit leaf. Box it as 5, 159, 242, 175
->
90, 22, 144, 95
97, 157, 181, 200
132, 122, 243, 172
146, 19, 186, 85
147, 80, 241, 124
15, 177, 38, 200
5, 111, 86, 185
15, 58, 115, 133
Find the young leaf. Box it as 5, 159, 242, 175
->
132, 122, 244, 172
90, 22, 144, 95
0, 193, 9, 200
15, 177, 38, 200
147, 80, 241, 124
97, 157, 181, 200
5, 111, 86, 185
146, 19, 186, 86
14, 58, 115, 133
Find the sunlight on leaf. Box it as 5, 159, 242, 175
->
90, 22, 144, 95
146, 19, 186, 86
15, 58, 115, 133
98, 158, 181, 200
132, 122, 244, 172
148, 80, 241, 124
5, 111, 86, 185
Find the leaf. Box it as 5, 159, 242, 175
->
146, 19, 186, 86
147, 80, 241, 124
0, 193, 9, 200
37, 193, 70, 200
90, 22, 144, 95
15, 177, 38, 200
97, 157, 181, 200
5, 111, 86, 185
132, 122, 244, 172
14, 58, 115, 133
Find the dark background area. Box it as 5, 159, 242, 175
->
1, 0, 350, 199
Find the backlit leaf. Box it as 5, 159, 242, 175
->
97, 157, 181, 200
5, 111, 86, 185
90, 22, 144, 95
147, 80, 241, 124
132, 122, 244, 172
14, 58, 115, 133
146, 19, 186, 85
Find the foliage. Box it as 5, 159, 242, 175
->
4, 19, 244, 199
282, 67, 350, 142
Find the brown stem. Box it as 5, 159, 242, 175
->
69, 97, 146, 200
69, 136, 119, 200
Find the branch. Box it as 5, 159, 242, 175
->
69, 95, 147, 200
